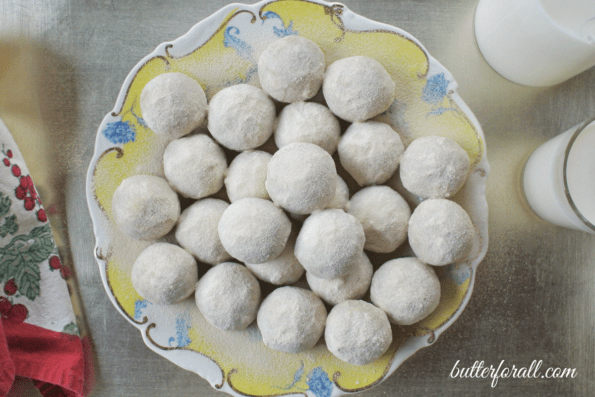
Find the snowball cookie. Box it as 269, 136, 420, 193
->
175, 199, 231, 266
327, 175, 349, 210
306, 252, 373, 306
323, 56, 395, 122
295, 209, 365, 279
258, 36, 325, 103
112, 175, 180, 240
140, 72, 207, 140
257, 286, 327, 353
400, 136, 470, 199
408, 199, 475, 266
283, 174, 348, 219
274, 102, 341, 155
338, 121, 405, 186
266, 142, 337, 214
218, 198, 291, 264
163, 134, 227, 199
208, 84, 276, 151
224, 150, 272, 203
195, 262, 261, 331
325, 300, 392, 366
370, 257, 440, 325
346, 186, 411, 253
246, 228, 304, 285
131, 242, 198, 305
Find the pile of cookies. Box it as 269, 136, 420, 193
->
112, 35, 476, 366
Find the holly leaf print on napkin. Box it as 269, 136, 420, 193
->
0, 191, 18, 237
0, 191, 11, 216
0, 215, 18, 237
0, 224, 54, 300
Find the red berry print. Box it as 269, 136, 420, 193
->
2, 158, 9, 167
11, 164, 21, 177
3, 279, 17, 296
49, 255, 61, 270
60, 265, 72, 280
29, 186, 37, 200
0, 297, 11, 316
21, 176, 37, 199
24, 197, 35, 211
9, 304, 28, 323
6, 150, 12, 158
15, 186, 25, 200
37, 208, 47, 222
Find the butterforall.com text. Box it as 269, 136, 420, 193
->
450, 360, 577, 387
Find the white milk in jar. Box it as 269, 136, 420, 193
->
523, 117, 595, 233
475, 0, 595, 86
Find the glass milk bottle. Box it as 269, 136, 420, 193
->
475, 0, 595, 86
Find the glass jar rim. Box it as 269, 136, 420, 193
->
562, 115, 595, 232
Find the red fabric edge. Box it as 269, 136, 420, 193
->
0, 318, 16, 396
2, 318, 84, 397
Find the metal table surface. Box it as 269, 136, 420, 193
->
1, 1, 594, 396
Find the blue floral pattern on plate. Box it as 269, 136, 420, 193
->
168, 314, 192, 348
307, 367, 333, 397
102, 120, 135, 144
422, 73, 462, 117
262, 11, 298, 37
134, 299, 149, 320
278, 363, 333, 397
101, 103, 145, 145
224, 26, 253, 59
422, 73, 449, 105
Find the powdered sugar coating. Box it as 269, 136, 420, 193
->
346, 186, 410, 253
224, 150, 272, 202
325, 300, 392, 366
295, 209, 365, 279
218, 198, 291, 264
207, 84, 276, 151
195, 262, 261, 331
274, 102, 341, 155
288, 176, 348, 221
163, 134, 227, 199
306, 252, 373, 306
266, 142, 337, 215
131, 242, 198, 305
370, 257, 440, 325
327, 175, 350, 210
246, 228, 304, 285
400, 136, 470, 199
338, 121, 404, 186
175, 199, 231, 266
140, 72, 207, 140
258, 36, 325, 103
112, 175, 180, 241
408, 199, 475, 266
257, 286, 327, 353
323, 56, 395, 122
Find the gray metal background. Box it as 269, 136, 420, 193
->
1, 0, 593, 396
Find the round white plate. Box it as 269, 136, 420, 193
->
86, 1, 489, 395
